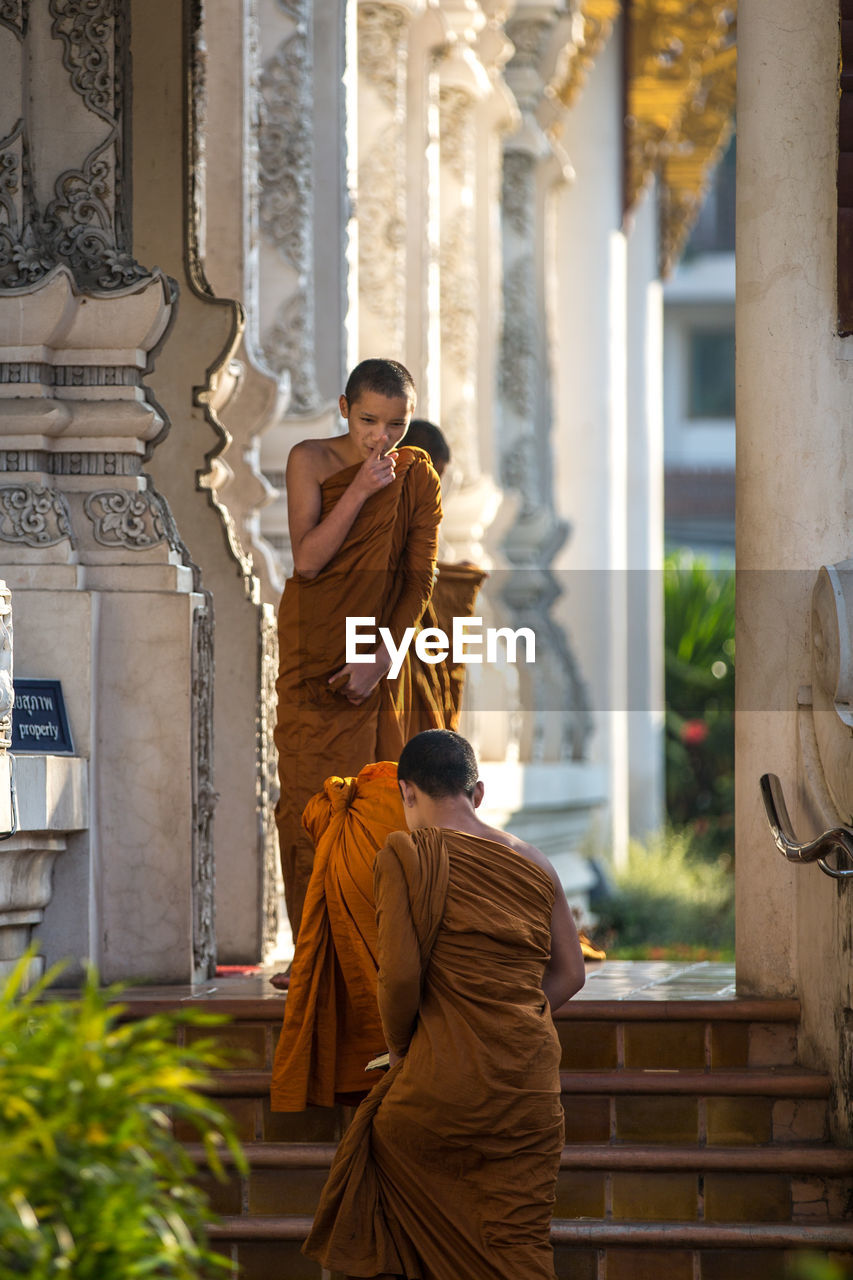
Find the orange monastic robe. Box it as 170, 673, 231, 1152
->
408, 561, 487, 736
270, 762, 405, 1111
304, 828, 565, 1280
274, 447, 441, 936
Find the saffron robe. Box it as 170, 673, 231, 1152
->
408, 561, 487, 736
269, 762, 405, 1111
304, 828, 565, 1280
274, 448, 441, 935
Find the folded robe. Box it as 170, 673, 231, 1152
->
270, 762, 406, 1111
408, 561, 487, 736
274, 447, 441, 936
304, 827, 565, 1280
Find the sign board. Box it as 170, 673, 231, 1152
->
11, 679, 73, 754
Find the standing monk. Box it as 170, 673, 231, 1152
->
274, 360, 442, 944
303, 729, 586, 1280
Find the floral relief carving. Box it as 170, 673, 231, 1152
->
439, 86, 475, 184
0, 0, 146, 291
359, 123, 405, 344
262, 291, 320, 415
83, 489, 173, 550
358, 3, 408, 113
259, 605, 280, 955
0, 485, 74, 547
0, 585, 12, 755
499, 253, 537, 421
0, 0, 26, 37
257, 22, 321, 413
191, 601, 217, 978
439, 209, 478, 380
506, 14, 553, 69
259, 32, 312, 270
502, 150, 535, 238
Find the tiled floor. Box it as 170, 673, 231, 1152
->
118, 960, 737, 1007
575, 961, 737, 1002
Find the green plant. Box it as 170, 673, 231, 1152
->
664, 553, 735, 854
0, 952, 246, 1279
593, 827, 735, 955
786, 1254, 853, 1280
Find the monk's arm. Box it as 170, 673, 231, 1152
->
542, 866, 585, 1011
383, 460, 442, 644
331, 458, 442, 703
287, 442, 397, 579
374, 845, 423, 1057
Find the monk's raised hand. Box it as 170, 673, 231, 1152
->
355, 441, 398, 497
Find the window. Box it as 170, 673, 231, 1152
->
687, 328, 735, 419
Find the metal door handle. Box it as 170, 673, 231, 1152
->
760, 773, 853, 879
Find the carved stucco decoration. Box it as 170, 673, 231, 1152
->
359, 122, 406, 345
257, 16, 321, 414
191, 601, 217, 978
0, 584, 11, 754
0, 485, 74, 547
358, 3, 408, 112
83, 488, 177, 551
0, 1, 27, 39
506, 14, 554, 69
502, 150, 535, 238
439, 209, 477, 382
439, 85, 475, 184
258, 604, 280, 955
0, 0, 147, 291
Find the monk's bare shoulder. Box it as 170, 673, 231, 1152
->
478, 824, 557, 884
287, 436, 354, 486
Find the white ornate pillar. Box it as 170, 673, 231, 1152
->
355, 0, 421, 362
497, 1, 592, 764
0, 1, 234, 983
255, 0, 348, 583
156, 0, 292, 967
434, 2, 508, 563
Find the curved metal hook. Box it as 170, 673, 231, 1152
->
760, 773, 853, 880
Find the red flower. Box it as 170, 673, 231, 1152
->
680, 719, 709, 746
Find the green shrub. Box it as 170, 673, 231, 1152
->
594, 827, 735, 956
0, 952, 246, 1279
664, 553, 735, 855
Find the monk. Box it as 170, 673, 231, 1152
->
274, 359, 442, 943
396, 419, 487, 735
303, 729, 586, 1280
269, 761, 403, 1111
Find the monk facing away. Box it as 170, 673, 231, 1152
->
274, 359, 442, 943
303, 729, 586, 1280
397, 419, 487, 736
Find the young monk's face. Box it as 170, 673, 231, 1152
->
339, 390, 412, 460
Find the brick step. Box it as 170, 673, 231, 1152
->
203, 1066, 830, 1097
209, 1217, 853, 1248
192, 1143, 853, 1229
187, 1140, 853, 1174
208, 1215, 853, 1280
119, 994, 801, 1025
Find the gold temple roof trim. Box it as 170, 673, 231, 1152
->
626, 0, 737, 275
553, 0, 621, 110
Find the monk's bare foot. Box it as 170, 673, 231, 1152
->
269, 968, 291, 990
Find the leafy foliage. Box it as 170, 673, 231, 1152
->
664, 553, 735, 854
594, 827, 735, 956
0, 952, 246, 1280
